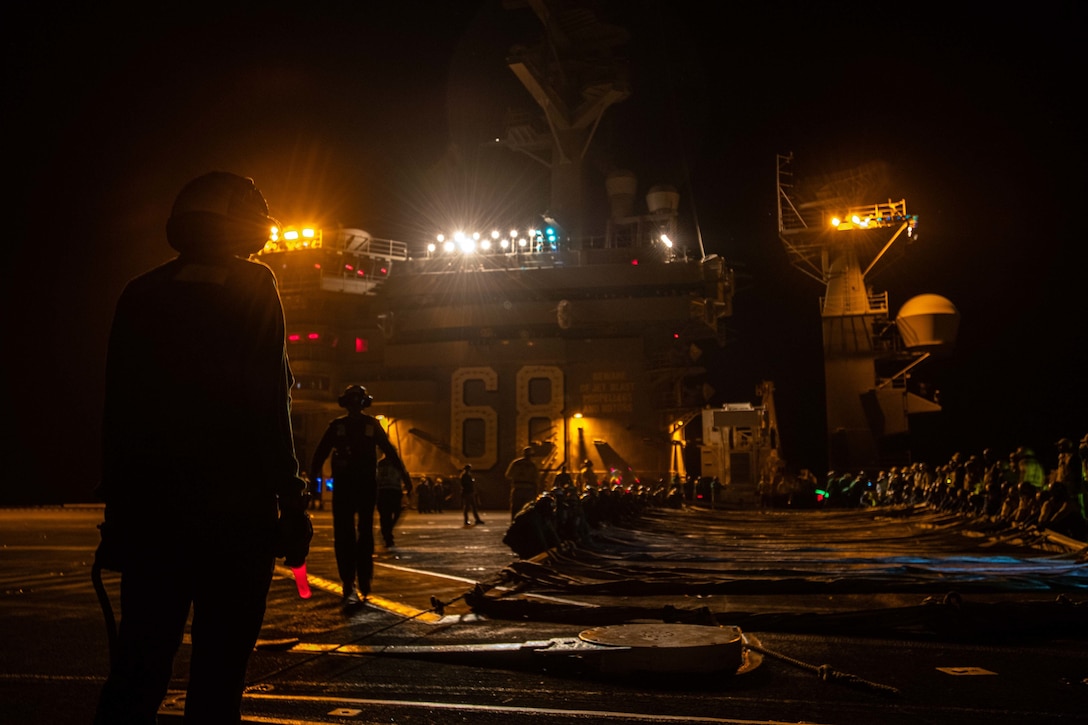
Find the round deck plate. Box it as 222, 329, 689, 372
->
579, 623, 742, 649
578, 623, 746, 674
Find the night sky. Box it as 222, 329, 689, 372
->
5, 1, 1084, 503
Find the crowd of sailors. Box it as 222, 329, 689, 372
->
814, 436, 1088, 542
502, 470, 665, 557
396, 434, 1088, 557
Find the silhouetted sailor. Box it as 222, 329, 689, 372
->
376, 453, 411, 548
94, 171, 311, 724
553, 464, 574, 490
310, 385, 410, 603
460, 464, 485, 526
506, 446, 539, 521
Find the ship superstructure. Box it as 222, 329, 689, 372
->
776, 153, 956, 472
262, 194, 734, 505
258, 2, 741, 505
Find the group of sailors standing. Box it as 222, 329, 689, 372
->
820, 435, 1088, 541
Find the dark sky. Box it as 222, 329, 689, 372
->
5, 1, 1084, 502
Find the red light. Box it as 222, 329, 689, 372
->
314, 263, 321, 269
631, 259, 639, 265
379, 267, 388, 276
307, 333, 319, 340
344, 264, 354, 271
287, 334, 301, 342
291, 562, 311, 599
357, 269, 365, 276
355, 338, 368, 353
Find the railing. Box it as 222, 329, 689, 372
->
820, 290, 889, 316
840, 200, 911, 228
351, 236, 408, 262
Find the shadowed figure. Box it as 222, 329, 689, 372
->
460, 464, 485, 526
377, 453, 412, 547
93, 172, 311, 724
506, 446, 540, 521
310, 385, 411, 603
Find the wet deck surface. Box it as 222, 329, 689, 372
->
2, 504, 1086, 724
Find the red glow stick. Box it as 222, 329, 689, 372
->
291, 562, 311, 599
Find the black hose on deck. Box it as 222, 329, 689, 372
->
91, 562, 117, 666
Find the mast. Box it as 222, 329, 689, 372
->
776, 153, 940, 472
500, 0, 630, 244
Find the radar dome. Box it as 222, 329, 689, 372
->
646, 185, 679, 215
896, 294, 959, 351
